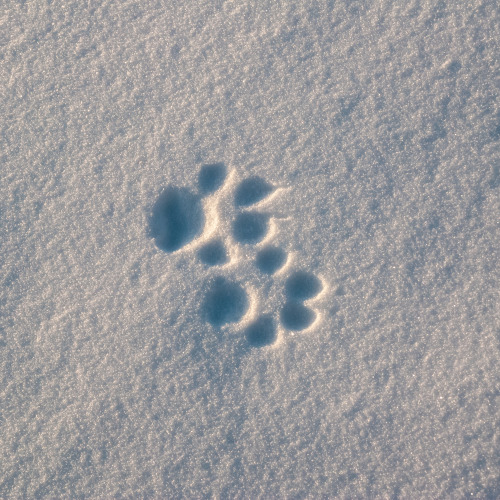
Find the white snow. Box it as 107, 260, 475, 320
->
1, 0, 498, 497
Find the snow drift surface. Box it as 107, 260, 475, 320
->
1, 0, 499, 497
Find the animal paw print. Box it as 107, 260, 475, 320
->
149, 163, 325, 348
149, 163, 227, 253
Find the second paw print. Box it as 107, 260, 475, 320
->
149, 163, 325, 348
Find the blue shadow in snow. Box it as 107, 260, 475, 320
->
198, 163, 227, 195
202, 277, 249, 327
285, 271, 322, 301
232, 212, 269, 244
234, 176, 274, 207
255, 246, 287, 274
197, 240, 227, 266
280, 302, 316, 331
149, 187, 204, 252
244, 315, 277, 347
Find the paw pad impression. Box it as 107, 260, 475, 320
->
149, 163, 325, 347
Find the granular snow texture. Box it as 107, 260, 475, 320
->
1, 0, 499, 497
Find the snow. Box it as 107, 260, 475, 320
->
1, 0, 499, 497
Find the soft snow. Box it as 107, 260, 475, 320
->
1, 0, 499, 497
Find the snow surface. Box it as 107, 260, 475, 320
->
1, 0, 499, 497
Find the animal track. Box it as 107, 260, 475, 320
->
244, 315, 277, 347
232, 212, 270, 244
255, 246, 287, 274
198, 163, 227, 195
280, 302, 316, 331
150, 187, 204, 252
280, 271, 323, 331
202, 277, 248, 327
149, 163, 325, 347
149, 163, 228, 252
197, 240, 227, 266
285, 271, 323, 301
234, 176, 274, 207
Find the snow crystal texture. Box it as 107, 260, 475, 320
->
1, 0, 499, 497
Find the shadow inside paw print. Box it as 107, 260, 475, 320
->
244, 315, 277, 347
198, 163, 227, 195
197, 239, 228, 266
280, 302, 316, 331
280, 271, 323, 331
285, 271, 323, 300
255, 245, 287, 274
232, 212, 270, 244
150, 163, 326, 346
234, 176, 274, 207
149, 163, 227, 253
150, 187, 204, 252
202, 277, 249, 327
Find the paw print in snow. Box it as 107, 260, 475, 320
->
149, 163, 226, 252
149, 163, 325, 347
